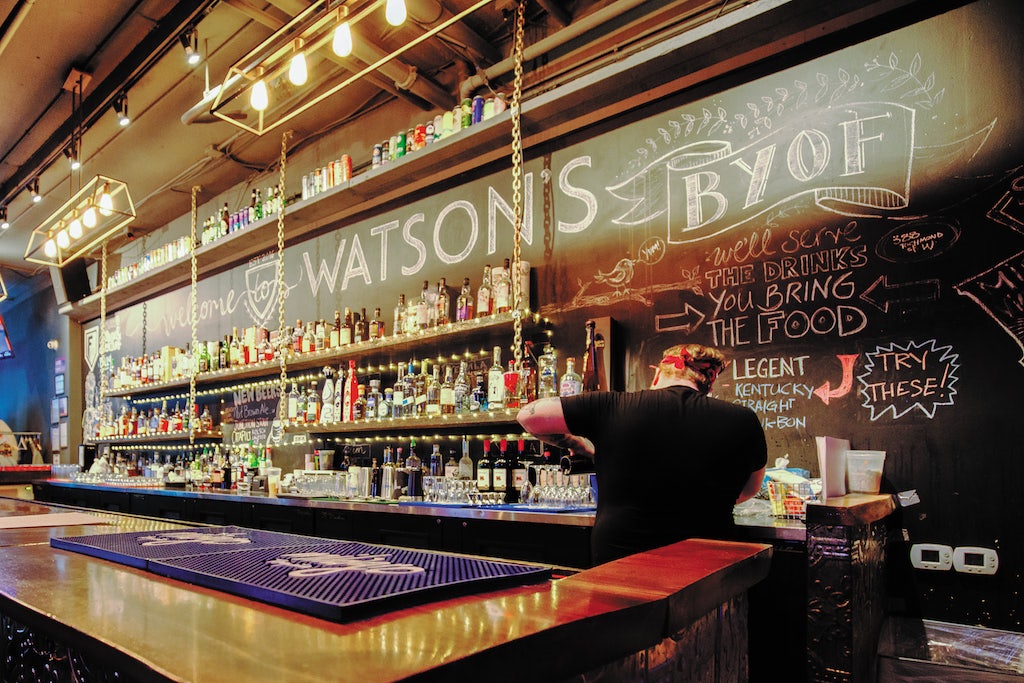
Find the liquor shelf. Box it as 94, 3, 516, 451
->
89, 430, 223, 446
283, 408, 525, 438
102, 310, 545, 399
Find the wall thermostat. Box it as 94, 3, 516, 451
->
910, 543, 953, 570
953, 547, 998, 575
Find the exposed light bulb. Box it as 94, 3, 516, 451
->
57, 229, 70, 250
333, 22, 353, 57
44, 239, 57, 258
288, 51, 308, 86
250, 78, 269, 111
385, 0, 407, 26
69, 216, 83, 239
99, 186, 114, 216
83, 206, 98, 228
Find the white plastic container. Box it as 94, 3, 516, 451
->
846, 450, 885, 494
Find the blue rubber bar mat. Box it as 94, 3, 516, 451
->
147, 540, 551, 622
50, 526, 314, 569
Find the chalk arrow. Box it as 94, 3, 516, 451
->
654, 303, 706, 334
861, 276, 941, 313
814, 354, 859, 405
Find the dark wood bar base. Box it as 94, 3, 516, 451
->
805, 495, 896, 683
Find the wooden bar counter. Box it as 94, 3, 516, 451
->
0, 493, 772, 682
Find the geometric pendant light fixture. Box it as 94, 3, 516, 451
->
24, 174, 136, 267
210, 0, 490, 136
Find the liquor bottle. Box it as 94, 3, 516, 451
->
417, 280, 431, 329
354, 308, 367, 343
333, 366, 343, 421
380, 446, 397, 500
406, 438, 423, 499
381, 388, 394, 419
330, 310, 341, 348
510, 439, 528, 502
230, 328, 243, 367
560, 357, 583, 397
159, 401, 170, 433
295, 384, 307, 424
255, 189, 264, 220
366, 379, 382, 419
538, 343, 558, 398
129, 406, 139, 436
520, 340, 538, 405
453, 361, 470, 413
435, 278, 451, 326
370, 307, 384, 340
340, 307, 353, 346
429, 444, 443, 477
492, 438, 508, 494
200, 405, 214, 432
440, 365, 455, 415
320, 368, 336, 423
393, 294, 406, 337
403, 360, 418, 416
471, 372, 486, 411
456, 277, 474, 321
493, 258, 512, 313
219, 337, 230, 369
171, 403, 184, 432
476, 264, 493, 317
306, 383, 320, 424
391, 364, 406, 418
444, 454, 458, 479
287, 381, 300, 424
487, 345, 504, 409
249, 189, 258, 223
582, 319, 602, 392
292, 319, 304, 355
503, 360, 521, 410
342, 360, 358, 422
458, 437, 474, 480
304, 320, 317, 354
198, 342, 211, 373
354, 385, 367, 420
476, 438, 493, 492
417, 359, 432, 416
315, 319, 327, 352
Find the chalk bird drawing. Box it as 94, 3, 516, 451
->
594, 257, 636, 295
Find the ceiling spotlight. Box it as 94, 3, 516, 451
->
64, 145, 81, 170
180, 27, 201, 66
1, 206, 9, 230
30, 178, 42, 203
113, 93, 130, 126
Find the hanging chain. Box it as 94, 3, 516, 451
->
98, 241, 109, 437
189, 186, 200, 444
276, 132, 292, 421
140, 235, 148, 358
510, 0, 527, 374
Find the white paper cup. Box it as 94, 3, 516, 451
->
846, 451, 885, 494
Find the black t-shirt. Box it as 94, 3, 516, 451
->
562, 385, 767, 565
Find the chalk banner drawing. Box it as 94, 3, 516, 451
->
956, 250, 1024, 365
857, 339, 959, 420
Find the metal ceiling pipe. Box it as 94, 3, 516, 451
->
407, 0, 501, 65
459, 0, 648, 100
0, 0, 36, 60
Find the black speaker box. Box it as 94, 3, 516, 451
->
52, 260, 92, 305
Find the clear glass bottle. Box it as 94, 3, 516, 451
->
493, 258, 512, 313
392, 364, 406, 418
425, 364, 441, 416
458, 437, 474, 480
287, 381, 300, 423
435, 278, 451, 326
476, 264, 492, 318
538, 343, 559, 398
366, 378, 382, 420
487, 345, 504, 409
560, 357, 583, 397
456, 276, 474, 321
440, 364, 455, 415
354, 385, 367, 420
393, 294, 406, 337
453, 361, 470, 413
417, 280, 431, 329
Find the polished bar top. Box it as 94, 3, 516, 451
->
0, 494, 772, 683
805, 493, 897, 526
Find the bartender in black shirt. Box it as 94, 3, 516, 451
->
517, 343, 767, 565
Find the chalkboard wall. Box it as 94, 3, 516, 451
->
85, 0, 1024, 629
